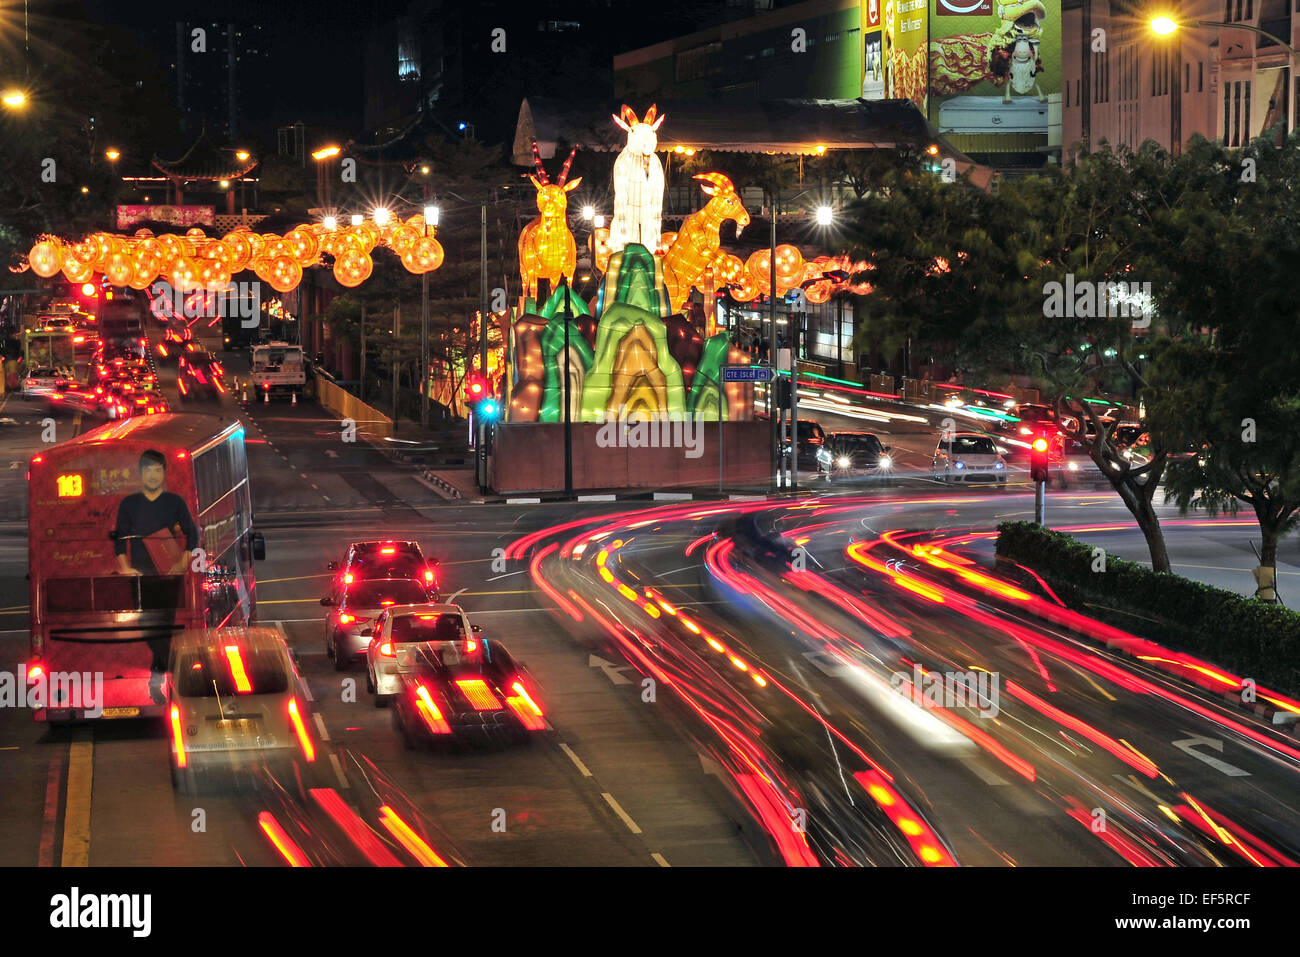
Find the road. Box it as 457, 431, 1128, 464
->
0, 313, 1294, 866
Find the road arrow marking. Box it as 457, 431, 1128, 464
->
1172, 735, 1250, 777
8, 461, 21, 470
589, 654, 633, 685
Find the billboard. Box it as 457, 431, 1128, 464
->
116, 205, 215, 230
863, 31, 885, 99
928, 0, 1060, 138
881, 0, 930, 110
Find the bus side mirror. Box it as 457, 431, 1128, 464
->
327, 561, 338, 570
251, 531, 266, 561
319, 596, 333, 606
471, 623, 482, 633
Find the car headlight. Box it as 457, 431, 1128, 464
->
836, 456, 851, 468
1019, 427, 1033, 436
1068, 461, 1079, 471
994, 461, 1004, 470
954, 461, 965, 470
878, 455, 893, 469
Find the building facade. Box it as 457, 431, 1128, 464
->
1062, 0, 1295, 157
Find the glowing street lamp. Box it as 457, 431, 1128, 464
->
1149, 15, 1178, 35
322, 215, 337, 230
815, 206, 834, 227
2, 89, 26, 108
311, 145, 341, 161
373, 207, 391, 226
593, 214, 605, 229
350, 214, 363, 226
235, 150, 250, 161
424, 205, 439, 227
219, 179, 230, 189
105, 148, 120, 162
581, 204, 595, 221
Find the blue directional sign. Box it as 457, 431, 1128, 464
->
722, 365, 772, 383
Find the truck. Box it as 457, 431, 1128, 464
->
251, 341, 305, 400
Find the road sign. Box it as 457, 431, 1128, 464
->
722, 365, 772, 383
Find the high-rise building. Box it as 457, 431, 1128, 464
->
170, 19, 271, 141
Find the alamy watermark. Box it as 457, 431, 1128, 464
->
891, 664, 1000, 718
1042, 275, 1153, 328
595, 406, 704, 459
149, 279, 261, 327
0, 665, 103, 717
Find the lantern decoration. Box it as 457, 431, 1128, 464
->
61, 255, 93, 283
223, 231, 253, 272
745, 249, 771, 287
185, 227, 207, 240
72, 238, 98, 266
134, 227, 154, 238
388, 224, 420, 255
104, 251, 134, 287
28, 240, 62, 278
334, 249, 372, 287
658, 231, 677, 255
711, 251, 744, 285
267, 255, 302, 293
401, 235, 444, 274
773, 244, 803, 285
197, 258, 231, 290
660, 173, 751, 313
245, 232, 265, 262
157, 234, 186, 262
518, 142, 581, 302
609, 105, 666, 254
729, 273, 759, 303
592, 227, 613, 275
285, 227, 319, 266
168, 257, 200, 291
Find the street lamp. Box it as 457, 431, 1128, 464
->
104, 148, 120, 162
424, 205, 439, 227
350, 214, 363, 226
815, 205, 833, 226
322, 215, 337, 230
235, 150, 250, 162
373, 207, 391, 226
581, 204, 595, 221
2, 89, 26, 108
593, 214, 605, 229
311, 145, 340, 160
1148, 13, 1300, 56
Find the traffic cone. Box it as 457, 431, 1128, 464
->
291, 391, 297, 406
263, 388, 269, 404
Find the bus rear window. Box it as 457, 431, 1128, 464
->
46, 576, 187, 613
175, 648, 289, 697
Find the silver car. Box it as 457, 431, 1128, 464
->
166, 627, 317, 794
321, 577, 433, 670
932, 432, 1008, 484
365, 603, 480, 705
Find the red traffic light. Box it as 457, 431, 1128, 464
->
1030, 433, 1050, 483
1031, 437, 1048, 453
80, 283, 97, 297
464, 373, 489, 403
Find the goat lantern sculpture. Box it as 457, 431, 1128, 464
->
519, 142, 581, 303
661, 173, 750, 313
608, 104, 665, 254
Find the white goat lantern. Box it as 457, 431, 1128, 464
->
609, 104, 666, 254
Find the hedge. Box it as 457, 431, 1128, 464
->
995, 521, 1300, 697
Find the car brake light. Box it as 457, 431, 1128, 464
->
224, 643, 252, 693
455, 678, 499, 711
257, 812, 312, 867
194, 371, 207, 384
28, 664, 43, 680
287, 698, 316, 762
379, 642, 393, 657
465, 638, 477, 653
337, 613, 353, 624
414, 685, 452, 734
380, 547, 396, 554
343, 573, 354, 584
505, 680, 546, 730
377, 805, 449, 866
170, 704, 187, 768
423, 570, 435, 582
381, 600, 395, 606
177, 377, 187, 395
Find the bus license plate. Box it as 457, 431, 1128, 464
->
101, 707, 140, 719
214, 718, 256, 731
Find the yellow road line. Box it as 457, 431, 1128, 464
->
61, 728, 93, 866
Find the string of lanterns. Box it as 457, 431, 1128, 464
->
25, 215, 445, 293
710, 246, 873, 304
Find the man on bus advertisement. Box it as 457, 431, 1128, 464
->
112, 449, 198, 700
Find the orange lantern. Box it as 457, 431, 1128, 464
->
28, 240, 62, 278
774, 244, 803, 284
134, 227, 154, 238
334, 249, 372, 287
71, 238, 98, 266
401, 235, 444, 274
223, 231, 253, 272
262, 239, 291, 261
267, 255, 302, 292
404, 213, 426, 231
711, 251, 744, 284
804, 282, 832, 304
729, 274, 759, 303
157, 234, 186, 262
104, 251, 134, 287
168, 257, 200, 291
128, 262, 157, 290
388, 224, 420, 255
61, 255, 93, 283
197, 258, 231, 290
185, 227, 207, 240
285, 227, 319, 266
245, 232, 265, 261
746, 249, 771, 286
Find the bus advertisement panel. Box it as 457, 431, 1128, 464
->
27, 415, 261, 721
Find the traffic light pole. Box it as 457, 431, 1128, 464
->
1035, 479, 1046, 525
563, 280, 573, 499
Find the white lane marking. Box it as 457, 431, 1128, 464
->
589, 654, 634, 685
602, 792, 642, 834
446, 587, 468, 603
1173, 735, 1251, 777
651, 853, 670, 867
558, 742, 593, 777
506, 497, 541, 504
329, 752, 349, 788
313, 712, 331, 741
652, 492, 692, 501
577, 494, 616, 502
485, 570, 527, 582
966, 761, 1009, 786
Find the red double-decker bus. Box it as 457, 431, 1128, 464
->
27, 414, 265, 722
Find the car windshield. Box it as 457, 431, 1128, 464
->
389, 613, 465, 643
345, 579, 428, 608
174, 645, 289, 697
949, 436, 997, 454
834, 435, 882, 453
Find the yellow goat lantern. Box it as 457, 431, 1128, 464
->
661, 172, 751, 313
518, 142, 582, 303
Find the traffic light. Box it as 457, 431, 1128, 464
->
1030, 434, 1050, 483
464, 372, 487, 405
479, 398, 500, 421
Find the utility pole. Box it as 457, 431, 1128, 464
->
768, 198, 778, 491
392, 305, 399, 432
359, 305, 366, 404
478, 204, 488, 493
563, 280, 573, 498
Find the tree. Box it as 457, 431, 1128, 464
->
1143, 127, 1300, 597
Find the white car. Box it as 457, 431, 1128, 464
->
932, 432, 1008, 484
166, 627, 317, 793
365, 603, 480, 705
22, 367, 74, 396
